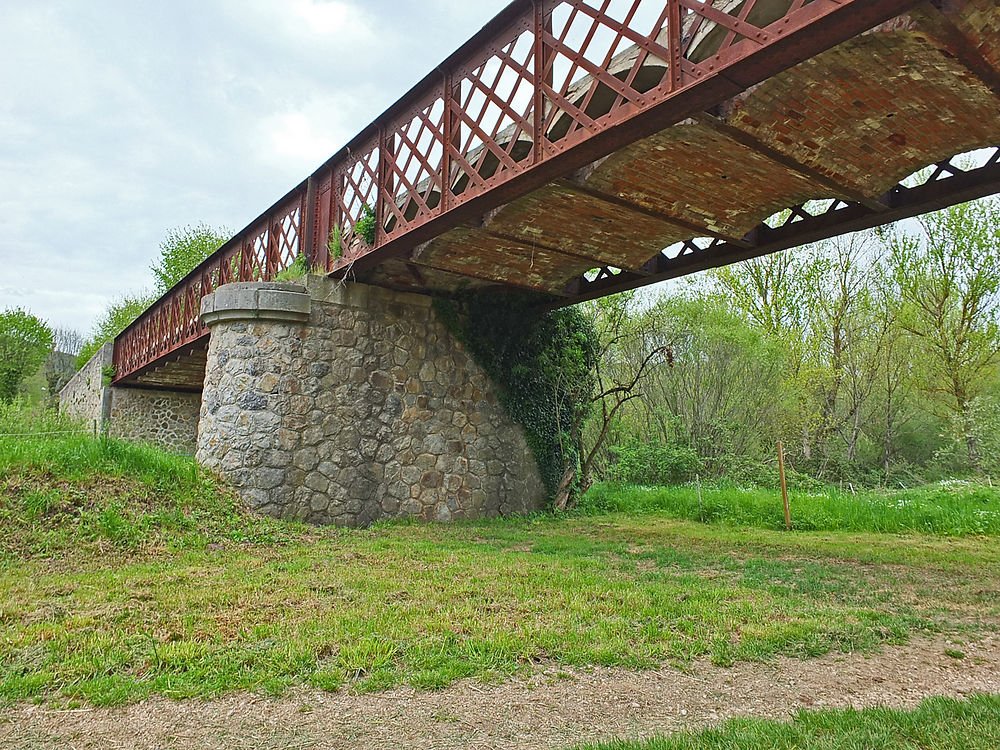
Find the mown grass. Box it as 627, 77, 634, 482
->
581, 481, 1000, 536
574, 694, 1000, 749
1, 404, 998, 706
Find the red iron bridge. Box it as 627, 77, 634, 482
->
112, 0, 1000, 389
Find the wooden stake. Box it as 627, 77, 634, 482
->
696, 474, 703, 522
778, 441, 791, 531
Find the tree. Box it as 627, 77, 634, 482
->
634, 293, 786, 470
43, 327, 85, 403
889, 200, 1000, 469
77, 223, 231, 368
566, 292, 673, 508
77, 292, 157, 369
0, 308, 53, 403
151, 223, 231, 293
52, 327, 84, 356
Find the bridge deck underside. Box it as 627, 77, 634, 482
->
362, 4, 1000, 297
121, 343, 208, 392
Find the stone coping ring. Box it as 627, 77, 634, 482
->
200, 282, 311, 328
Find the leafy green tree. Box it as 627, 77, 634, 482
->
889, 200, 1000, 469
77, 223, 230, 369
77, 293, 157, 369
151, 223, 231, 293
0, 308, 53, 403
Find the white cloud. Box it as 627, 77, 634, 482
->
289, 0, 373, 38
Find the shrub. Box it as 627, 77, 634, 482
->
606, 438, 701, 485
356, 204, 377, 245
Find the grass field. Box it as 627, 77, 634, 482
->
573, 695, 1000, 750
2, 404, 999, 707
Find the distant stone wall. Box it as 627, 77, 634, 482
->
197, 279, 546, 527
59, 341, 201, 454
109, 388, 202, 455
59, 341, 113, 428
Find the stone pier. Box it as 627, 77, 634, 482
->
196, 278, 545, 527
63, 278, 547, 527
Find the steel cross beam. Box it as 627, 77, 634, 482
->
562, 147, 1000, 303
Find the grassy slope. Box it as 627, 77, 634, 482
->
1, 412, 999, 706
574, 695, 1000, 750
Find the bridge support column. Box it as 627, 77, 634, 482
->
197, 279, 545, 527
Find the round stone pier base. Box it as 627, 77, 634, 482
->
196, 279, 545, 527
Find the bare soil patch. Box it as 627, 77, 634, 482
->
3, 635, 998, 749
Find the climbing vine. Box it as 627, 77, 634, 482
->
435, 292, 598, 504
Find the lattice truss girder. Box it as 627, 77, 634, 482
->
114, 0, 949, 382
330, 0, 885, 256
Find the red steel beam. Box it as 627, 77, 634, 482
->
562, 147, 1000, 303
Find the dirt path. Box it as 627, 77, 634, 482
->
3, 636, 999, 749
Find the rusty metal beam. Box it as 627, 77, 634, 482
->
563, 146, 1000, 303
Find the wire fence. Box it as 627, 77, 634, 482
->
0, 428, 96, 438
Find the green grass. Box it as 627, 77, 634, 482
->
581, 481, 1000, 536
573, 694, 1000, 749
1, 405, 998, 706
0, 401, 300, 558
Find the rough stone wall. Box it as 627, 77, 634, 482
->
60, 340, 202, 453
59, 341, 113, 427
198, 279, 546, 527
109, 388, 202, 455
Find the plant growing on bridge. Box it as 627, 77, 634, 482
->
329, 223, 343, 260
0, 308, 54, 404
356, 204, 377, 245
273, 254, 310, 282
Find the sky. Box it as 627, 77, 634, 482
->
0, 0, 511, 333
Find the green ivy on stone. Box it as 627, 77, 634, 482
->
435, 292, 598, 503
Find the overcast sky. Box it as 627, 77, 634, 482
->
0, 0, 511, 333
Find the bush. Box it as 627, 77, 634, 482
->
606, 438, 701, 485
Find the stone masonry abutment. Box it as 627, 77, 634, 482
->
195, 279, 546, 527
59, 341, 201, 455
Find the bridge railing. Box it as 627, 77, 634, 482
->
113, 0, 917, 382
113, 190, 306, 379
